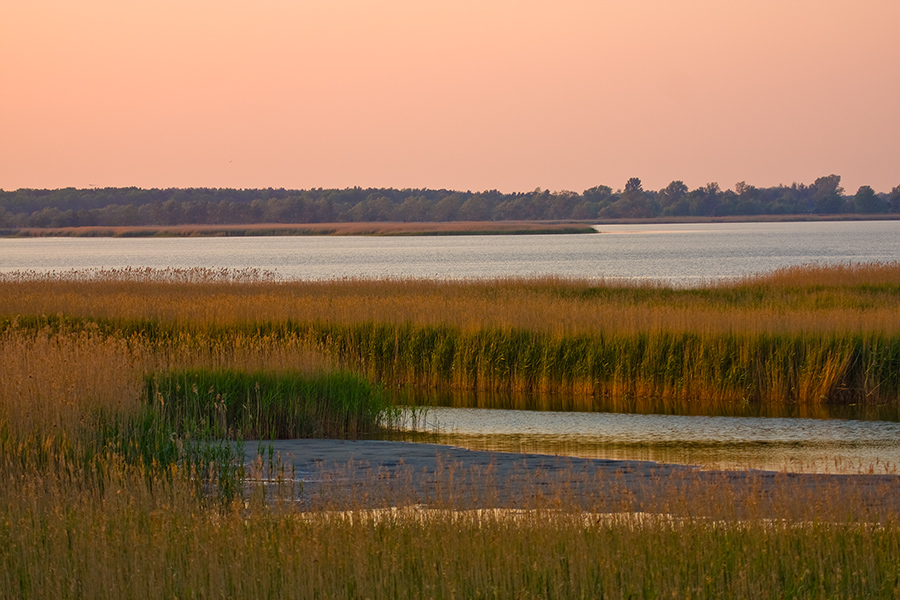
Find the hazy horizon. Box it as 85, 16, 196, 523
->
2, 1, 898, 194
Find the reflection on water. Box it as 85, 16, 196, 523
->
396, 388, 900, 422
392, 406, 900, 475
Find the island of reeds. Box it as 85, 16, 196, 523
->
3, 263, 900, 598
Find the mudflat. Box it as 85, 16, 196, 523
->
241, 439, 900, 512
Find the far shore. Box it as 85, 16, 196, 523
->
592, 213, 900, 225
0, 221, 597, 238
2, 214, 898, 238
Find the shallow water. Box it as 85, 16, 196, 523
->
396, 388, 900, 422
395, 406, 900, 475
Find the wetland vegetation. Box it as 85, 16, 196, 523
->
2, 221, 598, 238
3, 263, 900, 597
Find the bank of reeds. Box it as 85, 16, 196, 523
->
0, 327, 393, 497
3, 455, 900, 599
147, 368, 392, 440
3, 262, 900, 335
4, 265, 900, 597
308, 323, 900, 403
2, 261, 900, 410
4, 320, 900, 406
6, 220, 598, 238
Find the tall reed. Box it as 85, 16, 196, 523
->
4, 262, 900, 336
146, 368, 394, 439
3, 263, 900, 408
4, 265, 900, 598
3, 457, 900, 599
310, 323, 900, 404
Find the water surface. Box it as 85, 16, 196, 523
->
397, 406, 900, 475
3, 220, 898, 284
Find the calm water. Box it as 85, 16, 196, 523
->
2, 220, 899, 284
397, 407, 900, 475
4, 220, 900, 472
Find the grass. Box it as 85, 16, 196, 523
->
146, 368, 393, 439
307, 324, 900, 403
2, 263, 900, 598
4, 262, 900, 336
0, 325, 394, 505
3, 262, 900, 406
3, 455, 900, 599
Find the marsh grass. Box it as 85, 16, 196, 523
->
3, 455, 900, 599
0, 326, 393, 507
3, 262, 900, 597
310, 324, 900, 403
3, 262, 900, 406
146, 368, 394, 439
7, 220, 598, 238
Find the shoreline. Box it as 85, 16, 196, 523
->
0, 221, 597, 238
3, 214, 899, 238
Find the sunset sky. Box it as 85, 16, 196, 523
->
2, 1, 898, 194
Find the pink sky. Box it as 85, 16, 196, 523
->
2, 1, 898, 194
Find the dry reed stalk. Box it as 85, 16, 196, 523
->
11, 220, 595, 238
0, 328, 334, 444
0, 330, 143, 438
3, 455, 900, 599
2, 263, 900, 335
2, 263, 900, 405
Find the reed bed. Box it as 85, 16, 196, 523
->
7, 220, 597, 238
3, 455, 900, 599
147, 368, 393, 440
308, 323, 900, 402
0, 327, 389, 497
0, 326, 339, 436
3, 262, 900, 404
3, 264, 900, 598
3, 262, 900, 336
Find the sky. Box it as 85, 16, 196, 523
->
1, 1, 898, 194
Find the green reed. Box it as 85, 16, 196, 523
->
5, 315, 900, 405
145, 368, 395, 440
312, 322, 900, 404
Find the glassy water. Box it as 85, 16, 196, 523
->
396, 407, 900, 475
2, 220, 898, 284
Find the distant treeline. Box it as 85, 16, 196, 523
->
2, 175, 898, 228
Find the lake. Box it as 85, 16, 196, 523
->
4, 219, 899, 473
2, 220, 899, 284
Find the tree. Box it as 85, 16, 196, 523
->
888, 185, 900, 213
625, 177, 643, 195
605, 177, 656, 218
432, 194, 464, 221
812, 174, 845, 214
458, 196, 491, 221
398, 195, 430, 222
689, 183, 721, 216
658, 180, 688, 209
548, 191, 578, 220
854, 186, 885, 214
